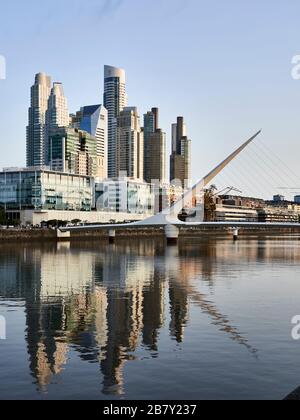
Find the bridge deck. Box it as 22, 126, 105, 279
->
61, 221, 300, 232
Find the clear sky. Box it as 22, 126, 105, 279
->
1, 0, 300, 198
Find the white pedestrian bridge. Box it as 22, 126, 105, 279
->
61, 130, 300, 238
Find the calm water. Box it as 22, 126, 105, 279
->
0, 236, 300, 400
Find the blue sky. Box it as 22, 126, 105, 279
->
1, 0, 300, 198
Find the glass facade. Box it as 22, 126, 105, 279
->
0, 170, 93, 211
50, 129, 79, 174
49, 128, 100, 177
95, 178, 154, 215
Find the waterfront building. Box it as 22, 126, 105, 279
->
295, 195, 300, 204
258, 207, 299, 223
45, 82, 69, 164
0, 168, 93, 213
104, 65, 127, 178
214, 205, 259, 222
26, 73, 52, 168
170, 116, 192, 187
70, 105, 108, 179
143, 108, 166, 184
210, 194, 300, 223
218, 195, 265, 208
49, 128, 104, 178
273, 194, 285, 203
116, 107, 144, 180
95, 177, 154, 216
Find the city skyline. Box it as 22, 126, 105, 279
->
3, 64, 300, 203
1, 1, 300, 199
1, 1, 300, 403
24, 68, 189, 187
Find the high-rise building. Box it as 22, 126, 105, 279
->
181, 136, 192, 183
116, 107, 144, 180
70, 105, 108, 179
69, 111, 81, 129
171, 118, 187, 154
26, 73, 52, 168
49, 127, 103, 178
145, 130, 166, 184
45, 82, 69, 165
170, 116, 191, 187
143, 108, 166, 184
103, 65, 127, 178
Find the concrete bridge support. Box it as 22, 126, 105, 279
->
109, 229, 116, 244
233, 227, 239, 241
56, 229, 71, 241
164, 225, 180, 245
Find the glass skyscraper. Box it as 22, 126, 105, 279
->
79, 104, 108, 179
45, 82, 69, 165
103, 65, 127, 178
116, 107, 144, 181
170, 116, 192, 187
26, 73, 51, 168
143, 108, 166, 184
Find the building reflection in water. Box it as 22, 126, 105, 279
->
1, 237, 300, 395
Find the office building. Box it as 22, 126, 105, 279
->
26, 73, 52, 167
49, 128, 104, 178
145, 130, 166, 184
170, 116, 192, 187
144, 108, 159, 148
181, 136, 192, 183
116, 107, 144, 180
143, 108, 166, 184
295, 196, 300, 204
70, 104, 108, 179
103, 65, 127, 178
95, 177, 154, 216
0, 168, 93, 213
45, 82, 69, 164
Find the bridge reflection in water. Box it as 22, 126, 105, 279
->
1, 237, 300, 396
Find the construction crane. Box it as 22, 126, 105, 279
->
178, 186, 243, 222
211, 186, 243, 197
204, 186, 243, 222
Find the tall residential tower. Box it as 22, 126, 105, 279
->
116, 107, 144, 180
143, 108, 166, 184
45, 82, 69, 164
75, 104, 108, 179
170, 116, 192, 187
103, 65, 127, 178
26, 73, 51, 167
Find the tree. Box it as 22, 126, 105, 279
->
71, 219, 82, 225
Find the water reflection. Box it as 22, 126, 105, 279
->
0, 237, 300, 396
